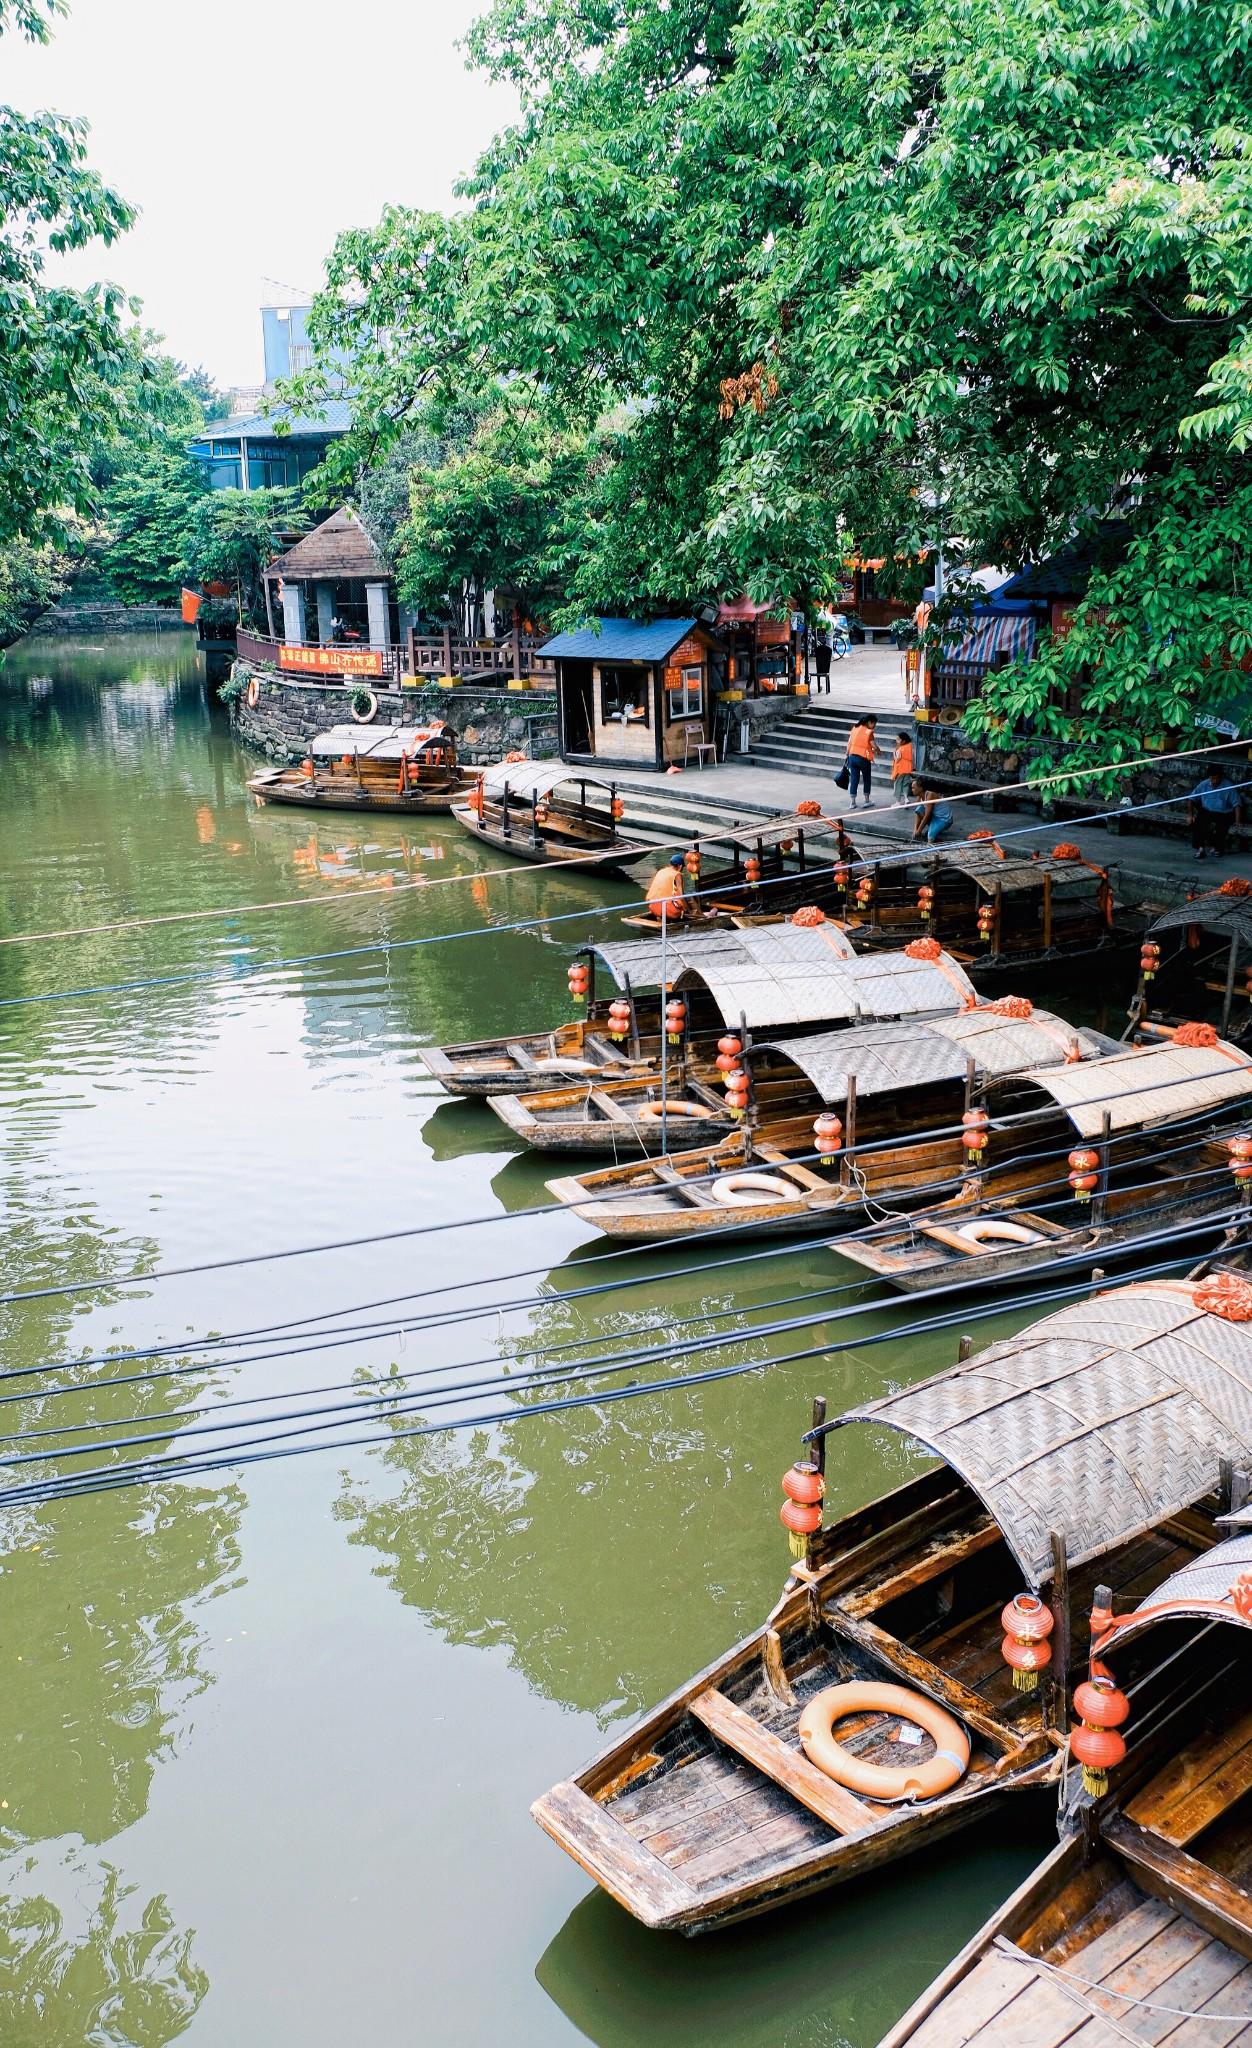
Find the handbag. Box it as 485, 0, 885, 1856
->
834, 761, 851, 790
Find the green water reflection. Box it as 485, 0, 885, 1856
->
0, 633, 1067, 2046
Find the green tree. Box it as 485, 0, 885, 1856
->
183, 488, 298, 629
89, 444, 207, 605
1, 0, 136, 541
297, 0, 1252, 757
0, 534, 71, 647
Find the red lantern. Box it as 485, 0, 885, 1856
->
607, 998, 632, 1041
716, 1032, 743, 1074
834, 865, 849, 891
665, 998, 687, 1044
813, 1113, 843, 1157
567, 962, 590, 1003
1068, 1147, 1100, 1200
976, 904, 995, 940
684, 849, 701, 877
962, 1106, 990, 1159
917, 883, 935, 918
1140, 941, 1160, 982
611, 795, 625, 822
780, 1461, 824, 1559
745, 855, 762, 885
1000, 1593, 1054, 1692
1229, 1134, 1252, 1187
1070, 1675, 1129, 1796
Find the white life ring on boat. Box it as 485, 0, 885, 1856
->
954, 1218, 1045, 1250
245, 676, 260, 709
711, 1172, 803, 1208
534, 1056, 599, 1073
350, 691, 379, 724
799, 1682, 970, 1802
634, 1100, 708, 1123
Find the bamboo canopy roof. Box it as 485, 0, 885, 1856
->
476, 760, 617, 801
1020, 1039, 1252, 1136
1150, 889, 1252, 946
1095, 1534, 1252, 1652
590, 931, 976, 1028
830, 1280, 1252, 1588
310, 724, 451, 760
863, 843, 1108, 895
756, 1005, 1111, 1103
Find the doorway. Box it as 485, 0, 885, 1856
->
561, 665, 595, 756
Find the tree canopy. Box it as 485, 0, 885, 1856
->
1, 0, 136, 542
294, 0, 1252, 761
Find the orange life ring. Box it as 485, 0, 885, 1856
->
710, 1171, 802, 1207
953, 1218, 1046, 1250
799, 1682, 969, 1802
634, 1100, 708, 1122
245, 676, 260, 709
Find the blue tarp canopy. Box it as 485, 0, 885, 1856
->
538, 618, 700, 663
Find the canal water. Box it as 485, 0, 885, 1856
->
0, 633, 1056, 2047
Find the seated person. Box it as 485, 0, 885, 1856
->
644, 852, 689, 919
912, 783, 955, 843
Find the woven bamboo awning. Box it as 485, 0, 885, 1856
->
1151, 892, 1252, 947
476, 760, 615, 800
1094, 1534, 1252, 1652
757, 1005, 1108, 1103
857, 844, 1107, 895
1020, 1039, 1252, 1136
589, 931, 975, 1026
310, 724, 451, 760
830, 1281, 1252, 1586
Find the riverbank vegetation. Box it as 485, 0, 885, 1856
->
285, 0, 1252, 770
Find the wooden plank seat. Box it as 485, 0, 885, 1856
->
688, 1688, 879, 1837
1127, 1704, 1252, 1850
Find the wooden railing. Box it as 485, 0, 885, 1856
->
234, 630, 404, 683
406, 626, 556, 685
930, 659, 988, 709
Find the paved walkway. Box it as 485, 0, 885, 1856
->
622, 747, 1251, 910
802, 642, 915, 718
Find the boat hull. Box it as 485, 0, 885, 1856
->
450, 803, 650, 872
249, 769, 471, 814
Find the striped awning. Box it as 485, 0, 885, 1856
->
942, 613, 1037, 666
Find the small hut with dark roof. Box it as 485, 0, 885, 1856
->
537, 615, 721, 767
263, 508, 400, 672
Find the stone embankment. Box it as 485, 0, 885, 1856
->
37, 602, 188, 635
227, 660, 560, 764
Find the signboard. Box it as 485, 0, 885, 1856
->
667, 635, 706, 667
279, 644, 384, 677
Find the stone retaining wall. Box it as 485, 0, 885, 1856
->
227, 660, 560, 764
38, 602, 188, 635
917, 717, 1252, 835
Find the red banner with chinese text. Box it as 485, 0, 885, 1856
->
279, 644, 384, 677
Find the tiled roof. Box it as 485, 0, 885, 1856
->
538, 617, 700, 662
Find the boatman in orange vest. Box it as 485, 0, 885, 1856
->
645, 852, 689, 920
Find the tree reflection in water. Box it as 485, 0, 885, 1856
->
0, 1867, 208, 2047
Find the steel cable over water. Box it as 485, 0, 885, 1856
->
3, 1118, 1235, 1429
2, 765, 1251, 1016
1, 1051, 1248, 1311
0, 1236, 1228, 1512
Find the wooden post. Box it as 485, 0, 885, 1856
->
842, 1074, 857, 1188
993, 880, 1003, 958
264, 576, 276, 640
810, 1396, 827, 1478
1092, 1110, 1112, 1228
1091, 1266, 1105, 1292
963, 1055, 976, 1114
442, 623, 453, 676
1222, 933, 1238, 1039
511, 627, 522, 682
957, 1335, 972, 1362
624, 974, 641, 1060
797, 828, 807, 871
1048, 1531, 1071, 1737
1042, 871, 1053, 952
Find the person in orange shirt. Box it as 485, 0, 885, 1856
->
842, 716, 878, 808
891, 732, 914, 804
645, 853, 689, 919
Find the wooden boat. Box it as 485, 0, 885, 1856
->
827, 840, 1135, 982
484, 938, 981, 1148
620, 815, 861, 928
532, 1278, 1252, 1933
247, 722, 473, 812
419, 923, 946, 1099
545, 1001, 1165, 1241
881, 1523, 1252, 2047
451, 759, 650, 870
1131, 883, 1252, 1047
834, 1034, 1252, 1292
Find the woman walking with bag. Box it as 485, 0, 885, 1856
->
837, 716, 878, 809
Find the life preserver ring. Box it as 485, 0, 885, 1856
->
533, 1056, 599, 1073
710, 1171, 803, 1208
634, 1100, 708, 1122
245, 677, 260, 709
799, 1683, 970, 1802
954, 1218, 1045, 1249
350, 691, 378, 724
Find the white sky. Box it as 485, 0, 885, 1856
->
7, 0, 520, 386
